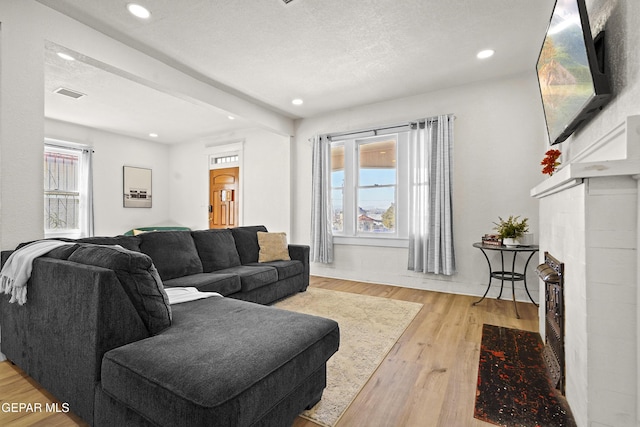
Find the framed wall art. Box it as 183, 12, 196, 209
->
123, 166, 152, 208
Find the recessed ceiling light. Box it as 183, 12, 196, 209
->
477, 49, 495, 59
149, 133, 158, 138
292, 98, 304, 106
56, 52, 75, 61
127, 3, 151, 19
228, 115, 235, 120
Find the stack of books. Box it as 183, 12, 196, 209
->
482, 234, 502, 246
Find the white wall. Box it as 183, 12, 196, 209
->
45, 119, 172, 236
169, 128, 291, 234
292, 73, 548, 298
0, 1, 47, 249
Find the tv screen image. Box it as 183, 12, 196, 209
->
537, 0, 610, 145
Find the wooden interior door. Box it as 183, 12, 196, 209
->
209, 167, 239, 229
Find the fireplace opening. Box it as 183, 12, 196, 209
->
536, 252, 565, 394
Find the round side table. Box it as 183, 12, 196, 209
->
472, 242, 539, 318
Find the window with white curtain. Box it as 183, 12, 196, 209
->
329, 131, 409, 246
44, 141, 94, 238
312, 115, 454, 269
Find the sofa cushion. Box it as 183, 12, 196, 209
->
231, 225, 268, 264
138, 231, 203, 281
163, 273, 241, 296
43, 243, 81, 260
247, 260, 304, 281
257, 232, 291, 262
15, 237, 77, 250
77, 235, 141, 252
123, 226, 191, 236
67, 244, 172, 335
100, 297, 340, 427
216, 265, 278, 292
191, 229, 241, 272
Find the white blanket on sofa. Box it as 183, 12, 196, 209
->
164, 287, 221, 305
0, 240, 72, 305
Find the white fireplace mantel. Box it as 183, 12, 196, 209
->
531, 115, 640, 199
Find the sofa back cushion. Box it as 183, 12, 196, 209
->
137, 231, 203, 280
231, 225, 268, 264
191, 229, 241, 272
77, 235, 141, 252
13, 235, 141, 254
44, 243, 82, 260
68, 244, 172, 335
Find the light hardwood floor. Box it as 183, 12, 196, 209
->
0, 276, 539, 427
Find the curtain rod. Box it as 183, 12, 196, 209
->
306, 113, 455, 143
324, 113, 456, 141
45, 140, 94, 153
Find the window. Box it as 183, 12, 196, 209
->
357, 139, 396, 234
44, 143, 92, 238
330, 143, 345, 233
213, 154, 239, 164
330, 132, 408, 244
313, 115, 454, 264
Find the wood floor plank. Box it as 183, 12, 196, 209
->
0, 363, 86, 427
1, 276, 539, 427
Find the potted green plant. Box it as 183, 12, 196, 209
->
493, 215, 529, 247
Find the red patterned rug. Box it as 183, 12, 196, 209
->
474, 324, 576, 427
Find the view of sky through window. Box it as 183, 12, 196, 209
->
331, 137, 397, 234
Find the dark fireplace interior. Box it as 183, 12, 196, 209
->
536, 252, 565, 394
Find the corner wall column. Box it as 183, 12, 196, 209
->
0, 1, 47, 250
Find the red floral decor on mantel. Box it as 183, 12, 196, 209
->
541, 149, 562, 176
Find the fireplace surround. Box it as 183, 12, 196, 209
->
531, 115, 640, 427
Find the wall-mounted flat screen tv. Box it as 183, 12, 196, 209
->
536, 0, 611, 145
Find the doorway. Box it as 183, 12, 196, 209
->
209, 167, 239, 229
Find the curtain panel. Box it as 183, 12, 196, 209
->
310, 135, 333, 263
79, 148, 95, 237
408, 114, 456, 275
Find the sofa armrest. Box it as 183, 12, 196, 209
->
288, 244, 310, 290
0, 257, 149, 423
1, 250, 13, 269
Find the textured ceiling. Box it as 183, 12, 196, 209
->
38, 0, 556, 143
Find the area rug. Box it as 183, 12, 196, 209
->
274, 287, 423, 427
474, 324, 576, 427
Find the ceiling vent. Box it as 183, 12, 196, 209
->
53, 87, 86, 99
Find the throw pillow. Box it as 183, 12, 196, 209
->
257, 232, 291, 263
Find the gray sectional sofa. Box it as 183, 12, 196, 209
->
0, 226, 340, 426
82, 225, 311, 304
